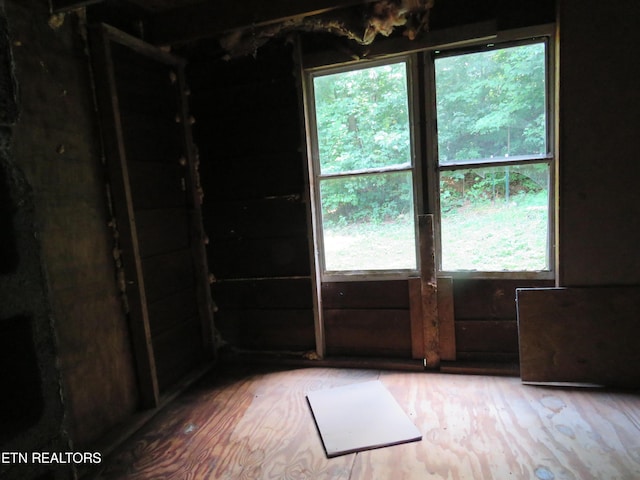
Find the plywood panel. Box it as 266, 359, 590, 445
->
212, 278, 313, 310
142, 248, 195, 303
92, 24, 214, 402
186, 37, 308, 359
119, 111, 182, 155
197, 116, 301, 159
146, 287, 199, 338
351, 369, 640, 479
90, 24, 159, 408
453, 279, 553, 320
205, 105, 300, 136
517, 286, 640, 387
455, 320, 519, 354
558, 1, 640, 286
324, 309, 412, 358
117, 89, 177, 118
97, 366, 640, 480
114, 71, 176, 106
194, 80, 297, 114
128, 161, 187, 210
197, 152, 304, 201
215, 309, 316, 351
123, 133, 183, 165
210, 236, 310, 279
322, 280, 409, 309
205, 198, 308, 239
135, 208, 190, 258
152, 317, 203, 392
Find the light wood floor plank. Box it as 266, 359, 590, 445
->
90, 366, 640, 480
353, 371, 640, 480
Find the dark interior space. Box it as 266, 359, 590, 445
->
0, 159, 18, 274
0, 315, 44, 444
188, 37, 316, 353
0, 0, 639, 478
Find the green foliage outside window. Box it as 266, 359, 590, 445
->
313, 63, 412, 227
313, 42, 548, 227
435, 42, 547, 163
311, 41, 551, 272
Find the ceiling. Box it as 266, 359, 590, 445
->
52, 0, 554, 60
123, 0, 205, 11
55, 0, 425, 47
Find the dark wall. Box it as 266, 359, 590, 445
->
557, 0, 640, 286
0, 140, 71, 480
185, 2, 560, 362
0, 17, 71, 475
182, 0, 555, 361
3, 0, 138, 449
1, 2, 70, 479
184, 0, 640, 360
187, 39, 316, 353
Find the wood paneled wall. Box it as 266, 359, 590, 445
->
321, 278, 553, 362
187, 39, 316, 353
186, 34, 556, 364
557, 0, 640, 286
4, 0, 139, 449
454, 279, 553, 363
108, 42, 206, 393
322, 280, 413, 358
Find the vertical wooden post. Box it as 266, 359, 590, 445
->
409, 278, 424, 360
294, 35, 325, 359
437, 276, 456, 361
89, 25, 159, 408
408, 277, 424, 360
176, 68, 217, 360
418, 214, 439, 368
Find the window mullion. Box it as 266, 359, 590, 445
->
318, 164, 413, 180
438, 154, 553, 171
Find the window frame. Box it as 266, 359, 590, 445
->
302, 24, 556, 282
304, 55, 422, 282
425, 28, 556, 280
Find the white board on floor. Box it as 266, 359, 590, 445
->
306, 380, 422, 457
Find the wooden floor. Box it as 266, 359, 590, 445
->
89, 365, 640, 479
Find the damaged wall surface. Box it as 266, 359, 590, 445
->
1, 1, 71, 479
2, 0, 138, 454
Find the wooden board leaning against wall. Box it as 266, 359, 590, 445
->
90, 24, 215, 407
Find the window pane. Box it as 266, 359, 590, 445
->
320, 172, 416, 271
313, 62, 411, 174
435, 42, 546, 163
439, 164, 549, 271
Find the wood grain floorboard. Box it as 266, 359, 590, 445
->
89, 366, 640, 480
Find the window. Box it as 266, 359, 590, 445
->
308, 59, 418, 277
432, 40, 552, 273
305, 30, 554, 280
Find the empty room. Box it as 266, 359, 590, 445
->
1, 0, 639, 479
